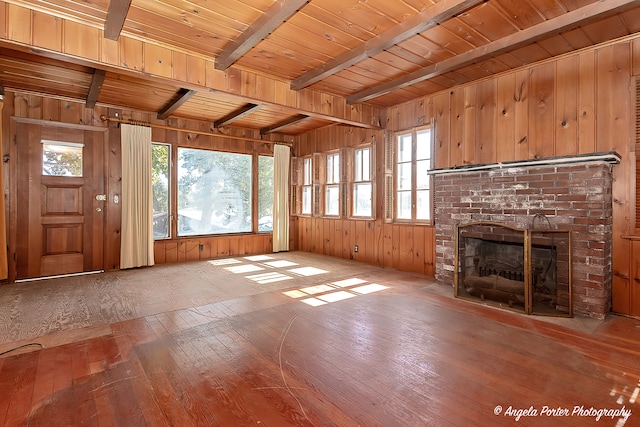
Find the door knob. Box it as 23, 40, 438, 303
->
96, 207, 102, 212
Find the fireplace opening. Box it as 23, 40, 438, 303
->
454, 222, 572, 317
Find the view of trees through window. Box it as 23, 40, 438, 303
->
152, 143, 170, 238
42, 141, 83, 177
178, 148, 252, 236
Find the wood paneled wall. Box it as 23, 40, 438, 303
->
292, 37, 638, 286
292, 126, 436, 276
383, 37, 637, 307
1, 91, 276, 279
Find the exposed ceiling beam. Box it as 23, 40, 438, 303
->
86, 68, 106, 109
215, 0, 311, 71
260, 114, 309, 134
214, 103, 261, 128
104, 0, 132, 41
348, 0, 640, 104
291, 0, 484, 91
157, 88, 196, 120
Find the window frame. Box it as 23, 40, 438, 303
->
324, 151, 340, 217
301, 156, 313, 216
393, 125, 434, 224
176, 146, 253, 237
351, 144, 374, 219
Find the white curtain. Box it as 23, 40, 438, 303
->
120, 124, 155, 268
273, 144, 290, 252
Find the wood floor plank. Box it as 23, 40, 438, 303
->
0, 253, 638, 426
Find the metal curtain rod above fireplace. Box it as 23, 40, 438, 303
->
428, 151, 620, 175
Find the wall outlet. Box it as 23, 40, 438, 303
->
354, 245, 358, 253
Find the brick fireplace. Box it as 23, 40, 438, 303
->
432, 153, 619, 319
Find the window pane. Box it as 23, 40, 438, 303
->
302, 186, 312, 214
326, 185, 339, 216
152, 144, 170, 239
416, 159, 430, 189
353, 183, 372, 216
327, 153, 339, 184
355, 148, 370, 181
258, 156, 274, 232
397, 134, 412, 162
303, 158, 312, 185
416, 190, 431, 220
42, 141, 83, 177
397, 191, 412, 219
397, 163, 412, 191
417, 130, 431, 160
178, 148, 252, 236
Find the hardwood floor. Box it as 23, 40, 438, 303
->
0, 252, 639, 426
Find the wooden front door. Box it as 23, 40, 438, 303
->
16, 122, 106, 280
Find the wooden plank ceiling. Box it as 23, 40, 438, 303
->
1, 0, 640, 135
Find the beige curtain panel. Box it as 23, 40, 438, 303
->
120, 124, 155, 269
273, 144, 290, 252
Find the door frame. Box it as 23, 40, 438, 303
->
9, 117, 110, 283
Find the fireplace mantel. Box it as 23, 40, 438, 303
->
429, 151, 620, 176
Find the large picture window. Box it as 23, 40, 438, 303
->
152, 143, 171, 239
325, 152, 340, 216
395, 127, 432, 221
353, 147, 372, 217
177, 148, 252, 236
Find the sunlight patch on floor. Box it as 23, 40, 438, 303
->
244, 255, 274, 261
332, 277, 367, 287
288, 267, 328, 276
300, 298, 327, 307
263, 260, 298, 268
352, 284, 389, 294
224, 264, 265, 274
317, 291, 356, 303
298, 284, 335, 295
246, 272, 293, 284
283, 277, 389, 307
209, 258, 242, 266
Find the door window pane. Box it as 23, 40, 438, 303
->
42, 141, 83, 177
177, 148, 252, 236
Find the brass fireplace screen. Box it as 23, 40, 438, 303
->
454, 222, 572, 317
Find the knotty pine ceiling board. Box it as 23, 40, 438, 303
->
98, 76, 181, 112
492, 1, 547, 29
0, 55, 91, 100
621, 7, 640, 32
536, 34, 579, 56
580, 15, 632, 43
455, 1, 521, 41
6, 0, 107, 25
